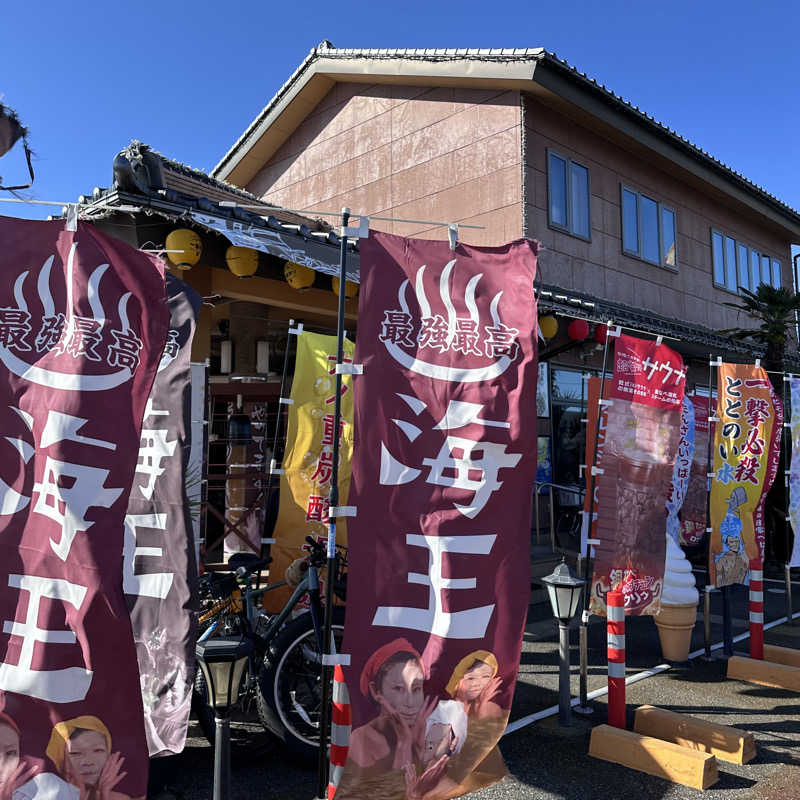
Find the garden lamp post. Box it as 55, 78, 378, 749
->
195, 635, 253, 800
542, 559, 585, 726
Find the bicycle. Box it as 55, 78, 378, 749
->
192, 537, 347, 759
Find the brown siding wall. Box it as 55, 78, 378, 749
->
247, 84, 523, 246
523, 95, 792, 331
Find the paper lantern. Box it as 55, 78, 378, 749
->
567, 319, 590, 341
539, 315, 559, 339
225, 246, 259, 278
593, 323, 609, 344
284, 261, 315, 291
332, 276, 358, 299
165, 229, 202, 270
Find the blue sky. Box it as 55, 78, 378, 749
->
3, 0, 799, 257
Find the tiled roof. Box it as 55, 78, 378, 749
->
124, 141, 329, 229
538, 284, 800, 366
213, 42, 800, 225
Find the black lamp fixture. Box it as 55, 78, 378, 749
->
542, 558, 585, 623
541, 558, 585, 725
195, 635, 254, 800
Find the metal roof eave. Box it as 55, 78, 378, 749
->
78, 189, 361, 282
537, 284, 799, 367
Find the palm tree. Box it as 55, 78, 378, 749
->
721, 283, 800, 564
721, 284, 800, 371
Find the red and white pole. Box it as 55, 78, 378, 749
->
607, 588, 626, 729
328, 665, 351, 799
749, 558, 764, 660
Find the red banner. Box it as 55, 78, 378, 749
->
0, 218, 168, 799
591, 334, 686, 615
338, 232, 538, 800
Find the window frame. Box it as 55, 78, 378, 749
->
710, 228, 781, 295
620, 184, 678, 270
547, 148, 592, 242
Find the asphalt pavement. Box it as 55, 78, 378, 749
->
151, 569, 800, 800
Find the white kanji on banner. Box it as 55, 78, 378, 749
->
380, 398, 521, 518
0, 574, 92, 702
378, 261, 520, 382
123, 513, 174, 600
136, 400, 177, 500
372, 533, 497, 638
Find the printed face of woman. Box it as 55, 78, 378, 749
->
374, 660, 424, 725
0, 724, 20, 786
460, 662, 494, 701
66, 730, 108, 787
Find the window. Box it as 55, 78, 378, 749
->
621, 186, 677, 268
711, 230, 782, 293
548, 150, 590, 239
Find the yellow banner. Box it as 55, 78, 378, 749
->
709, 363, 776, 588
265, 331, 354, 612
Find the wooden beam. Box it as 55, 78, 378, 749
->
589, 724, 718, 790
727, 655, 800, 691
633, 705, 755, 765
210, 269, 358, 323
763, 644, 800, 669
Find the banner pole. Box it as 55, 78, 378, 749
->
749, 557, 764, 659
316, 208, 351, 800
262, 319, 296, 551
606, 588, 626, 729
577, 322, 613, 712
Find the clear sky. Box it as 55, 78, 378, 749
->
3, 0, 799, 258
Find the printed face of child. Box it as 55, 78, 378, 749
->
375, 660, 424, 725
423, 722, 452, 765
460, 662, 494, 701
66, 730, 108, 787
726, 535, 741, 553
0, 724, 20, 786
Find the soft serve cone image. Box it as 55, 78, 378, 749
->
654, 532, 699, 661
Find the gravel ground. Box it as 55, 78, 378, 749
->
151, 573, 800, 799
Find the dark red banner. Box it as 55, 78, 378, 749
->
680, 394, 711, 548
338, 231, 538, 800
124, 273, 201, 757
591, 334, 686, 615
0, 217, 168, 799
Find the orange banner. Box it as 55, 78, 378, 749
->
709, 364, 782, 587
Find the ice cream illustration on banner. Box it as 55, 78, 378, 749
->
654, 532, 700, 661
654, 395, 698, 661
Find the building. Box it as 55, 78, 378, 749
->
74, 140, 362, 560
210, 42, 800, 566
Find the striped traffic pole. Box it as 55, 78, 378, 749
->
607, 588, 626, 729
328, 665, 351, 799
749, 558, 764, 660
